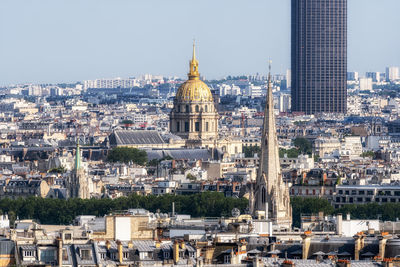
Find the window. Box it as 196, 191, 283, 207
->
359, 191, 365, 195
195, 105, 199, 112
186, 105, 189, 113
351, 190, 356, 195
80, 249, 92, 260
205, 105, 208, 112
24, 250, 34, 257
62, 249, 68, 261
176, 122, 180, 132
178, 105, 181, 113
40, 249, 55, 263
262, 187, 266, 203
195, 122, 200, 132
123, 252, 129, 259
339, 190, 343, 194
367, 191, 373, 195
64, 233, 72, 240
205, 122, 209, 132
224, 255, 231, 264
100, 253, 106, 260
185, 122, 189, 132
164, 251, 170, 259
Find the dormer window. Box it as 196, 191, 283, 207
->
80, 249, 92, 260
163, 251, 170, 259
24, 250, 34, 257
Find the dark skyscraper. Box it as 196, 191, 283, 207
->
291, 0, 347, 114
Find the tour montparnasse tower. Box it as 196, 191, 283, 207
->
252, 65, 292, 229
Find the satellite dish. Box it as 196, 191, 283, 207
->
231, 208, 241, 218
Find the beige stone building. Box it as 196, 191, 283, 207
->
169, 43, 242, 157
170, 43, 219, 148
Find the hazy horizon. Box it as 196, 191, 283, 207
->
0, 0, 399, 85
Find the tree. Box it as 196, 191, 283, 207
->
290, 197, 334, 228
186, 173, 197, 181
360, 151, 375, 158
243, 145, 261, 158
279, 148, 300, 158
48, 166, 66, 173
293, 137, 312, 155
107, 147, 147, 165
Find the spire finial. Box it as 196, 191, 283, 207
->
192, 39, 196, 61
268, 59, 272, 79
188, 40, 199, 79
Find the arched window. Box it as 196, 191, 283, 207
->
195, 105, 199, 112
205, 105, 208, 112
262, 187, 266, 203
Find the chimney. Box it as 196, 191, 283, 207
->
180, 241, 185, 250
173, 240, 180, 264
155, 240, 161, 249
106, 240, 111, 250
336, 214, 343, 236
117, 240, 123, 263
128, 241, 133, 249
353, 234, 361, 261
301, 231, 312, 260
346, 213, 351, 221
378, 233, 390, 259
57, 237, 63, 267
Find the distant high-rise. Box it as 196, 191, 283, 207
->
386, 67, 399, 82
291, 0, 347, 114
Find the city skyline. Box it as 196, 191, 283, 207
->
0, 0, 399, 85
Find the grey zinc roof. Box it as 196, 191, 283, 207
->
132, 240, 156, 252
0, 240, 14, 255
146, 148, 212, 161
110, 130, 165, 146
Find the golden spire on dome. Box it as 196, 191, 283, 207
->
188, 40, 200, 80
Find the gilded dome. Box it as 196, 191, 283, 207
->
176, 79, 213, 102
175, 42, 214, 102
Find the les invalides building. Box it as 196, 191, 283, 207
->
170, 43, 242, 154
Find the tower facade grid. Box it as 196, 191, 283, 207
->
291, 0, 347, 114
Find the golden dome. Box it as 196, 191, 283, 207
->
176, 79, 213, 102
175, 42, 214, 102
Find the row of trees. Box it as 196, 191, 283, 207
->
291, 197, 400, 228
0, 192, 248, 225
2, 194, 398, 227
107, 147, 147, 165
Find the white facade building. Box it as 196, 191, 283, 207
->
84, 78, 139, 89
359, 78, 373, 91
386, 66, 399, 81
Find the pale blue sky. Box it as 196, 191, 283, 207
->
0, 0, 399, 85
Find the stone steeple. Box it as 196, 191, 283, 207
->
67, 140, 89, 199
252, 64, 292, 228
